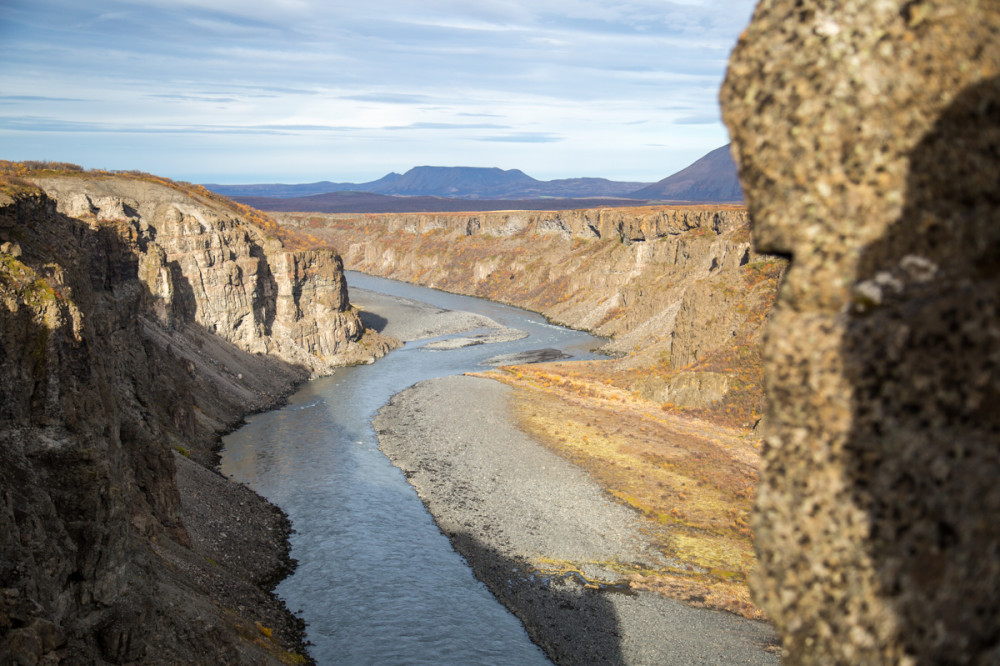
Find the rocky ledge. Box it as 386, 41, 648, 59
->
721, 1, 1000, 662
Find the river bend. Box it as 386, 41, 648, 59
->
220, 272, 604, 664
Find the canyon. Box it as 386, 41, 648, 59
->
4, 0, 996, 661
280, 204, 781, 427
278, 204, 785, 620
0, 166, 391, 664
0, 162, 786, 662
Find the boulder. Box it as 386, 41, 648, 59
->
721, 1, 1000, 662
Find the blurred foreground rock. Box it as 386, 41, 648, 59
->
721, 1, 1000, 662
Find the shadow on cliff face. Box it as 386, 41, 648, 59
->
358, 308, 389, 333
845, 76, 1000, 660
0, 200, 310, 663
250, 243, 280, 336
449, 530, 625, 665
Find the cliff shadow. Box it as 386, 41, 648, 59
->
844, 76, 1000, 660
247, 243, 279, 337
449, 529, 626, 665
358, 308, 389, 333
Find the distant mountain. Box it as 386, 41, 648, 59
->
204, 146, 744, 207
382, 166, 536, 198
203, 172, 402, 198
627, 145, 743, 203
205, 166, 650, 200
233, 190, 649, 214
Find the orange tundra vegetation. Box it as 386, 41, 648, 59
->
277, 205, 786, 618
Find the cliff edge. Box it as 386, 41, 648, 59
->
0, 168, 390, 664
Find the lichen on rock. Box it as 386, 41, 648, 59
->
721, 1, 1000, 662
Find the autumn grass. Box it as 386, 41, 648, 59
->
546, 255, 783, 431
472, 363, 765, 619
223, 607, 308, 665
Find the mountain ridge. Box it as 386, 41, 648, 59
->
206, 165, 652, 200
203, 145, 743, 213
233, 191, 649, 214
627, 145, 742, 202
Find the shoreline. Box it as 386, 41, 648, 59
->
349, 285, 518, 343
171, 452, 312, 661
373, 374, 779, 664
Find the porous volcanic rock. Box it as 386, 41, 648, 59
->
721, 1, 1000, 662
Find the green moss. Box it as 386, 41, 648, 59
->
30, 327, 49, 375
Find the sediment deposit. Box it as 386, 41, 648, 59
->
0, 170, 389, 663
375, 374, 780, 665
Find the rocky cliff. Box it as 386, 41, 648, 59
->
0, 170, 389, 663
721, 1, 1000, 662
34, 176, 374, 378
282, 205, 781, 423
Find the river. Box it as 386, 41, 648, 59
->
219, 272, 606, 664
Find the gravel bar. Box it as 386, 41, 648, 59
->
374, 374, 779, 665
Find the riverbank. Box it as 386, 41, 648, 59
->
350, 286, 509, 341
349, 281, 779, 662
373, 371, 779, 664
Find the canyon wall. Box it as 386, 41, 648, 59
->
0, 173, 387, 663
35, 176, 375, 377
285, 205, 781, 418
721, 1, 1000, 662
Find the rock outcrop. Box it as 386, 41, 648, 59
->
0, 173, 388, 663
35, 177, 372, 376
721, 1, 1000, 662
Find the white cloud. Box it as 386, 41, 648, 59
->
0, 0, 755, 181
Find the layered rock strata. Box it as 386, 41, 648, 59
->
284, 205, 777, 410
35, 177, 371, 376
0, 176, 387, 663
721, 1, 1000, 662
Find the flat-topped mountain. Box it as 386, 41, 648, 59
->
206, 166, 650, 201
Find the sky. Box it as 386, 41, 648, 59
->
0, 0, 757, 184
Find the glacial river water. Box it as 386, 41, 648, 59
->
220, 272, 606, 664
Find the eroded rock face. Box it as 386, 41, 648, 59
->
36, 177, 370, 375
0, 178, 388, 663
721, 1, 1000, 662
289, 206, 771, 396
371, 206, 747, 241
